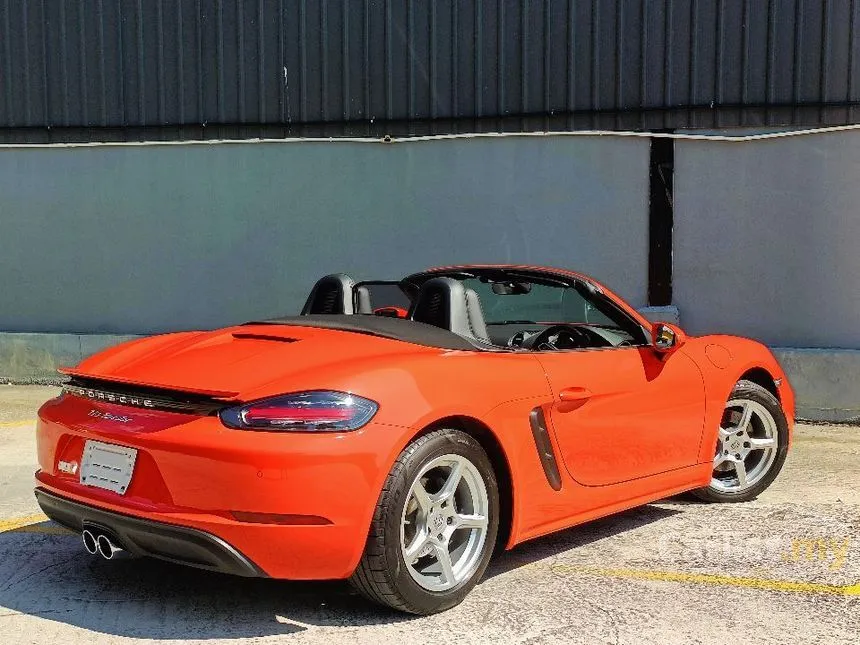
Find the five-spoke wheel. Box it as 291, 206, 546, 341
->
711, 399, 779, 492
694, 379, 789, 502
400, 454, 490, 592
351, 429, 499, 614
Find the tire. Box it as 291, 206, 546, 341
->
692, 380, 789, 503
349, 428, 499, 614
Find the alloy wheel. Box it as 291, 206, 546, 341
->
711, 398, 779, 493
399, 454, 490, 592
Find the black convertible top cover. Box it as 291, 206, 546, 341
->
251, 314, 491, 351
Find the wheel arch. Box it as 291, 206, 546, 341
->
418, 415, 514, 553
738, 366, 780, 401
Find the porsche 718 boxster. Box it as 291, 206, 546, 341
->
34, 265, 793, 614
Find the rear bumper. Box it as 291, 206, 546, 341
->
35, 393, 411, 579
35, 487, 265, 577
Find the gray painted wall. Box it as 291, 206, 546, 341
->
0, 136, 650, 335
673, 130, 860, 349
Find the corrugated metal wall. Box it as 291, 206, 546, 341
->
1, 0, 858, 139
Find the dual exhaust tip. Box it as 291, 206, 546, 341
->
81, 528, 124, 560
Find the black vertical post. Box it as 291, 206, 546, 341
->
648, 134, 674, 307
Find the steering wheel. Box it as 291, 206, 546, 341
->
521, 324, 611, 351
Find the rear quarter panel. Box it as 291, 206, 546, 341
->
237, 348, 556, 553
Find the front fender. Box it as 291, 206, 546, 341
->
683, 336, 794, 465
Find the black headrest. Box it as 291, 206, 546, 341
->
409, 277, 490, 344
301, 273, 357, 315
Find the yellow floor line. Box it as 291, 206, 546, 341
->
553, 563, 860, 596
0, 419, 36, 429
0, 514, 49, 532
0, 513, 74, 536
11, 525, 72, 535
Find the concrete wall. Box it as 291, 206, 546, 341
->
0, 136, 650, 335
673, 129, 860, 422
0, 332, 141, 383
772, 348, 860, 423
674, 130, 860, 349
3, 130, 858, 422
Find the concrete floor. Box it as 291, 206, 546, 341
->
0, 385, 857, 644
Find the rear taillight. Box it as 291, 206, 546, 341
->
219, 391, 378, 432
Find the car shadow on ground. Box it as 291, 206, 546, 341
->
0, 504, 681, 639
486, 502, 681, 580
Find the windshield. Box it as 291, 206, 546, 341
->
462, 277, 617, 326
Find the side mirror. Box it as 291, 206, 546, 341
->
652, 322, 686, 354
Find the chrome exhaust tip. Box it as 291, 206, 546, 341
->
96, 534, 122, 560
81, 529, 98, 555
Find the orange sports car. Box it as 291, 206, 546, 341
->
34, 265, 794, 614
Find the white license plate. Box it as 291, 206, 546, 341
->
80, 441, 138, 495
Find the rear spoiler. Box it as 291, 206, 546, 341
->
58, 367, 240, 400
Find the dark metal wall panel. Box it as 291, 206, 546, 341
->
1, 0, 858, 134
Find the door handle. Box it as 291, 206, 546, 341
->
558, 386, 592, 402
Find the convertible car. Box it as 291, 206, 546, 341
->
34, 264, 793, 614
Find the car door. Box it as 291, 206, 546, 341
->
537, 346, 706, 486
